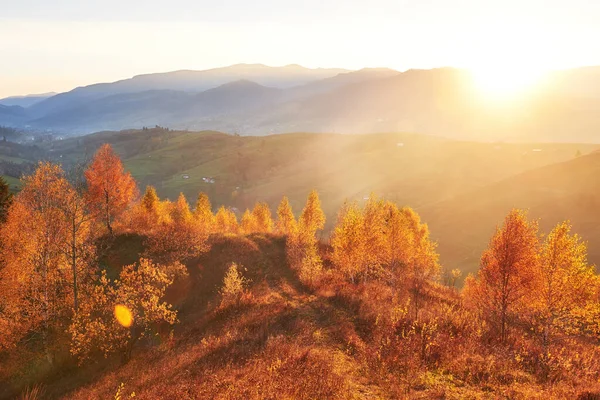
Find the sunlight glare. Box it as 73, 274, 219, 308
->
114, 305, 133, 328
470, 64, 548, 101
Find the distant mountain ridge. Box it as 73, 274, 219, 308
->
0, 92, 56, 108
25, 64, 349, 119
2, 64, 600, 142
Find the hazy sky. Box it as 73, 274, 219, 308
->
2, 0, 600, 98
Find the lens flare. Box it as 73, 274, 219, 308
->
114, 305, 133, 327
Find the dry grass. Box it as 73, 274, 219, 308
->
4, 234, 600, 399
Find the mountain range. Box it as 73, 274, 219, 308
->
2, 64, 600, 142
0, 92, 56, 108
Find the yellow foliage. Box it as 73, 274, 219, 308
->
299, 190, 325, 236
464, 209, 540, 342
240, 209, 257, 234
330, 201, 366, 282
220, 263, 249, 304
252, 202, 274, 233
69, 258, 184, 362
215, 206, 239, 234
276, 196, 296, 235
193, 192, 214, 232
0, 162, 95, 349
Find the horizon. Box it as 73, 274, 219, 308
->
2, 62, 599, 100
3, 0, 600, 98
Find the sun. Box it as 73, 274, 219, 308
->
469, 64, 548, 101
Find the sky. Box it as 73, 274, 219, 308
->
1, 0, 600, 98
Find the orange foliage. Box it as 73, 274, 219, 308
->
464, 209, 540, 342
239, 209, 257, 234
215, 206, 239, 234
298, 189, 325, 236
193, 192, 214, 232
275, 196, 296, 235
251, 202, 273, 233
84, 144, 138, 235
3, 158, 600, 399
330, 201, 365, 282
536, 221, 597, 345
69, 258, 186, 362
0, 163, 82, 350
287, 191, 326, 286
145, 193, 209, 264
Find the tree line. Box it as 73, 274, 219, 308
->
1, 142, 599, 378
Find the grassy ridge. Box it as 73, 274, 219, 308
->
26, 234, 599, 399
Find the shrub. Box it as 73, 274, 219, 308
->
220, 262, 250, 305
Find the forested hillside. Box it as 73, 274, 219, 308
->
0, 145, 599, 399
19, 128, 599, 277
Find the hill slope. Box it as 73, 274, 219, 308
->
11, 233, 596, 399
18, 234, 384, 399
46, 129, 598, 212
422, 151, 600, 278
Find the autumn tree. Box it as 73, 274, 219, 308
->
85, 144, 138, 235
170, 193, 193, 225
402, 207, 440, 320
69, 258, 186, 362
537, 221, 596, 347
330, 201, 366, 282
0, 175, 13, 223
145, 193, 209, 264
464, 209, 539, 343
361, 194, 388, 279
0, 163, 74, 353
384, 202, 413, 277
61, 178, 95, 314
297, 237, 323, 286
276, 196, 296, 235
194, 192, 214, 232
141, 186, 159, 213
240, 209, 257, 234
215, 206, 238, 234
140, 186, 162, 227
220, 262, 249, 305
299, 189, 325, 236
287, 191, 326, 286
251, 202, 273, 233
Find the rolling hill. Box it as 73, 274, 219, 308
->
421, 150, 600, 279
0, 105, 29, 125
